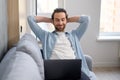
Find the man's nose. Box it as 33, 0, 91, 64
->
59, 20, 62, 25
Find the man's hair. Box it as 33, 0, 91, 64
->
51, 8, 68, 20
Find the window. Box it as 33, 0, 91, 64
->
37, 0, 58, 14
36, 0, 61, 32
99, 0, 120, 40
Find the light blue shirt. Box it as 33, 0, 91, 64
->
27, 15, 90, 77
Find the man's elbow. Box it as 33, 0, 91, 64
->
27, 16, 37, 23
83, 16, 90, 23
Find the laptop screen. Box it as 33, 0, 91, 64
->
44, 59, 81, 80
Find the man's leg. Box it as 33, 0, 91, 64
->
78, 71, 90, 80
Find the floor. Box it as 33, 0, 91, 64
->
93, 67, 120, 80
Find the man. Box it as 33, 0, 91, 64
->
28, 8, 91, 80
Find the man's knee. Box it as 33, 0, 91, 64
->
81, 72, 90, 80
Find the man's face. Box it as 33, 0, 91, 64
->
53, 12, 67, 32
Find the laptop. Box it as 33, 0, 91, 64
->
44, 59, 81, 80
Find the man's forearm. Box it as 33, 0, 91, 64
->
67, 16, 80, 23
35, 16, 52, 23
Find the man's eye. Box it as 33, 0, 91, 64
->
62, 19, 65, 21
55, 19, 59, 22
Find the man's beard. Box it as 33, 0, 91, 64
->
55, 26, 65, 32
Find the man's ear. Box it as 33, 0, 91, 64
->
67, 18, 68, 23
52, 20, 54, 24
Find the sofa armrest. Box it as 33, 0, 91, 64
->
84, 55, 93, 71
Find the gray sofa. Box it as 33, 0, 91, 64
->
0, 33, 96, 80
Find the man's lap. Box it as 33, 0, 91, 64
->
80, 71, 90, 80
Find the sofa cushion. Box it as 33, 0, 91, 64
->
0, 47, 16, 78
16, 33, 44, 79
0, 51, 43, 80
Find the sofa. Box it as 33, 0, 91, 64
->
0, 33, 96, 80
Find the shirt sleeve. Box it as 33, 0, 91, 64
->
72, 15, 90, 39
27, 16, 48, 42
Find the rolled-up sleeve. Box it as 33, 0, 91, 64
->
72, 15, 90, 39
27, 16, 47, 42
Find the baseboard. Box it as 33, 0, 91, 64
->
93, 61, 120, 67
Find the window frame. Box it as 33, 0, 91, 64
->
98, 0, 120, 41
36, 0, 64, 15
98, 32, 120, 41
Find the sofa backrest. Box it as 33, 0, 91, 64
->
0, 0, 8, 62
0, 33, 44, 80
16, 33, 44, 79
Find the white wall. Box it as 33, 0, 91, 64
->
65, 0, 120, 67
